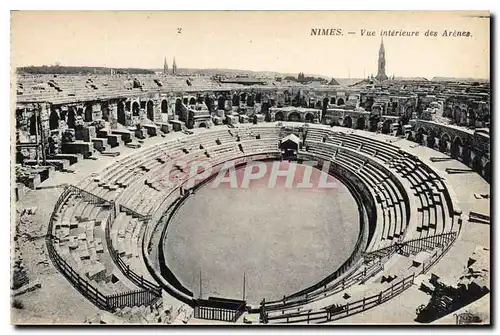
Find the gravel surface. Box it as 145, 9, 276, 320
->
165, 164, 360, 303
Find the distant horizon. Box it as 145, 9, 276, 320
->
15, 64, 490, 81
11, 11, 490, 80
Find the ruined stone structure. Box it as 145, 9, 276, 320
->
14, 72, 491, 191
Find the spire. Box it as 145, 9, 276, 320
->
375, 38, 388, 82
172, 57, 177, 75
163, 57, 168, 74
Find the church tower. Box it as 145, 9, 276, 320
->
172, 57, 177, 75
375, 38, 388, 82
163, 57, 168, 74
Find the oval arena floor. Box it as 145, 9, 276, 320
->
164, 162, 360, 303
13, 122, 490, 324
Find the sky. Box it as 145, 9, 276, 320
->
11, 11, 490, 79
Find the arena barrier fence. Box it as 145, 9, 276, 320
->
65, 184, 111, 205
46, 185, 161, 312
141, 189, 196, 306
261, 157, 371, 308
260, 230, 458, 324
259, 259, 385, 314
363, 232, 457, 262
119, 203, 152, 221
107, 289, 161, 310
193, 297, 247, 323
105, 201, 162, 295
140, 153, 283, 307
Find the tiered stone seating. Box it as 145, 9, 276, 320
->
52, 194, 134, 293
18, 74, 243, 104
304, 141, 406, 251
83, 141, 185, 198
82, 126, 281, 216
41, 123, 467, 322
121, 136, 280, 215
306, 127, 457, 243
108, 210, 155, 282
388, 156, 452, 238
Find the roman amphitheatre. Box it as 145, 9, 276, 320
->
12, 62, 490, 324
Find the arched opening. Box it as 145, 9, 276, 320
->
368, 113, 380, 132
443, 107, 452, 118
321, 98, 329, 122
49, 109, 59, 130
439, 133, 450, 153
117, 101, 126, 125
406, 131, 414, 142
232, 94, 240, 106
240, 93, 247, 104
460, 110, 468, 125
472, 155, 483, 175
67, 107, 76, 128
274, 112, 284, 121
59, 108, 67, 122
355, 117, 366, 130
199, 122, 207, 128
175, 98, 183, 116
255, 92, 262, 104
217, 96, 225, 110
246, 94, 255, 107
308, 98, 315, 109
364, 97, 374, 111
484, 161, 491, 183
132, 101, 140, 117
461, 143, 471, 166
146, 100, 154, 121
342, 115, 353, 128
262, 102, 270, 116
404, 106, 414, 120
337, 97, 345, 106
283, 91, 291, 105
323, 97, 330, 108
427, 130, 437, 149
29, 113, 38, 135
315, 100, 322, 109
330, 97, 336, 105
77, 107, 84, 117
204, 95, 214, 112
415, 128, 425, 144
101, 101, 109, 121
453, 106, 461, 124
389, 100, 398, 114
84, 104, 93, 122
468, 109, 476, 127
305, 113, 315, 123
451, 136, 462, 159
381, 119, 391, 134
161, 100, 168, 114
189, 97, 196, 106
288, 112, 301, 122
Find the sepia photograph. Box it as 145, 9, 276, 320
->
10, 10, 491, 325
